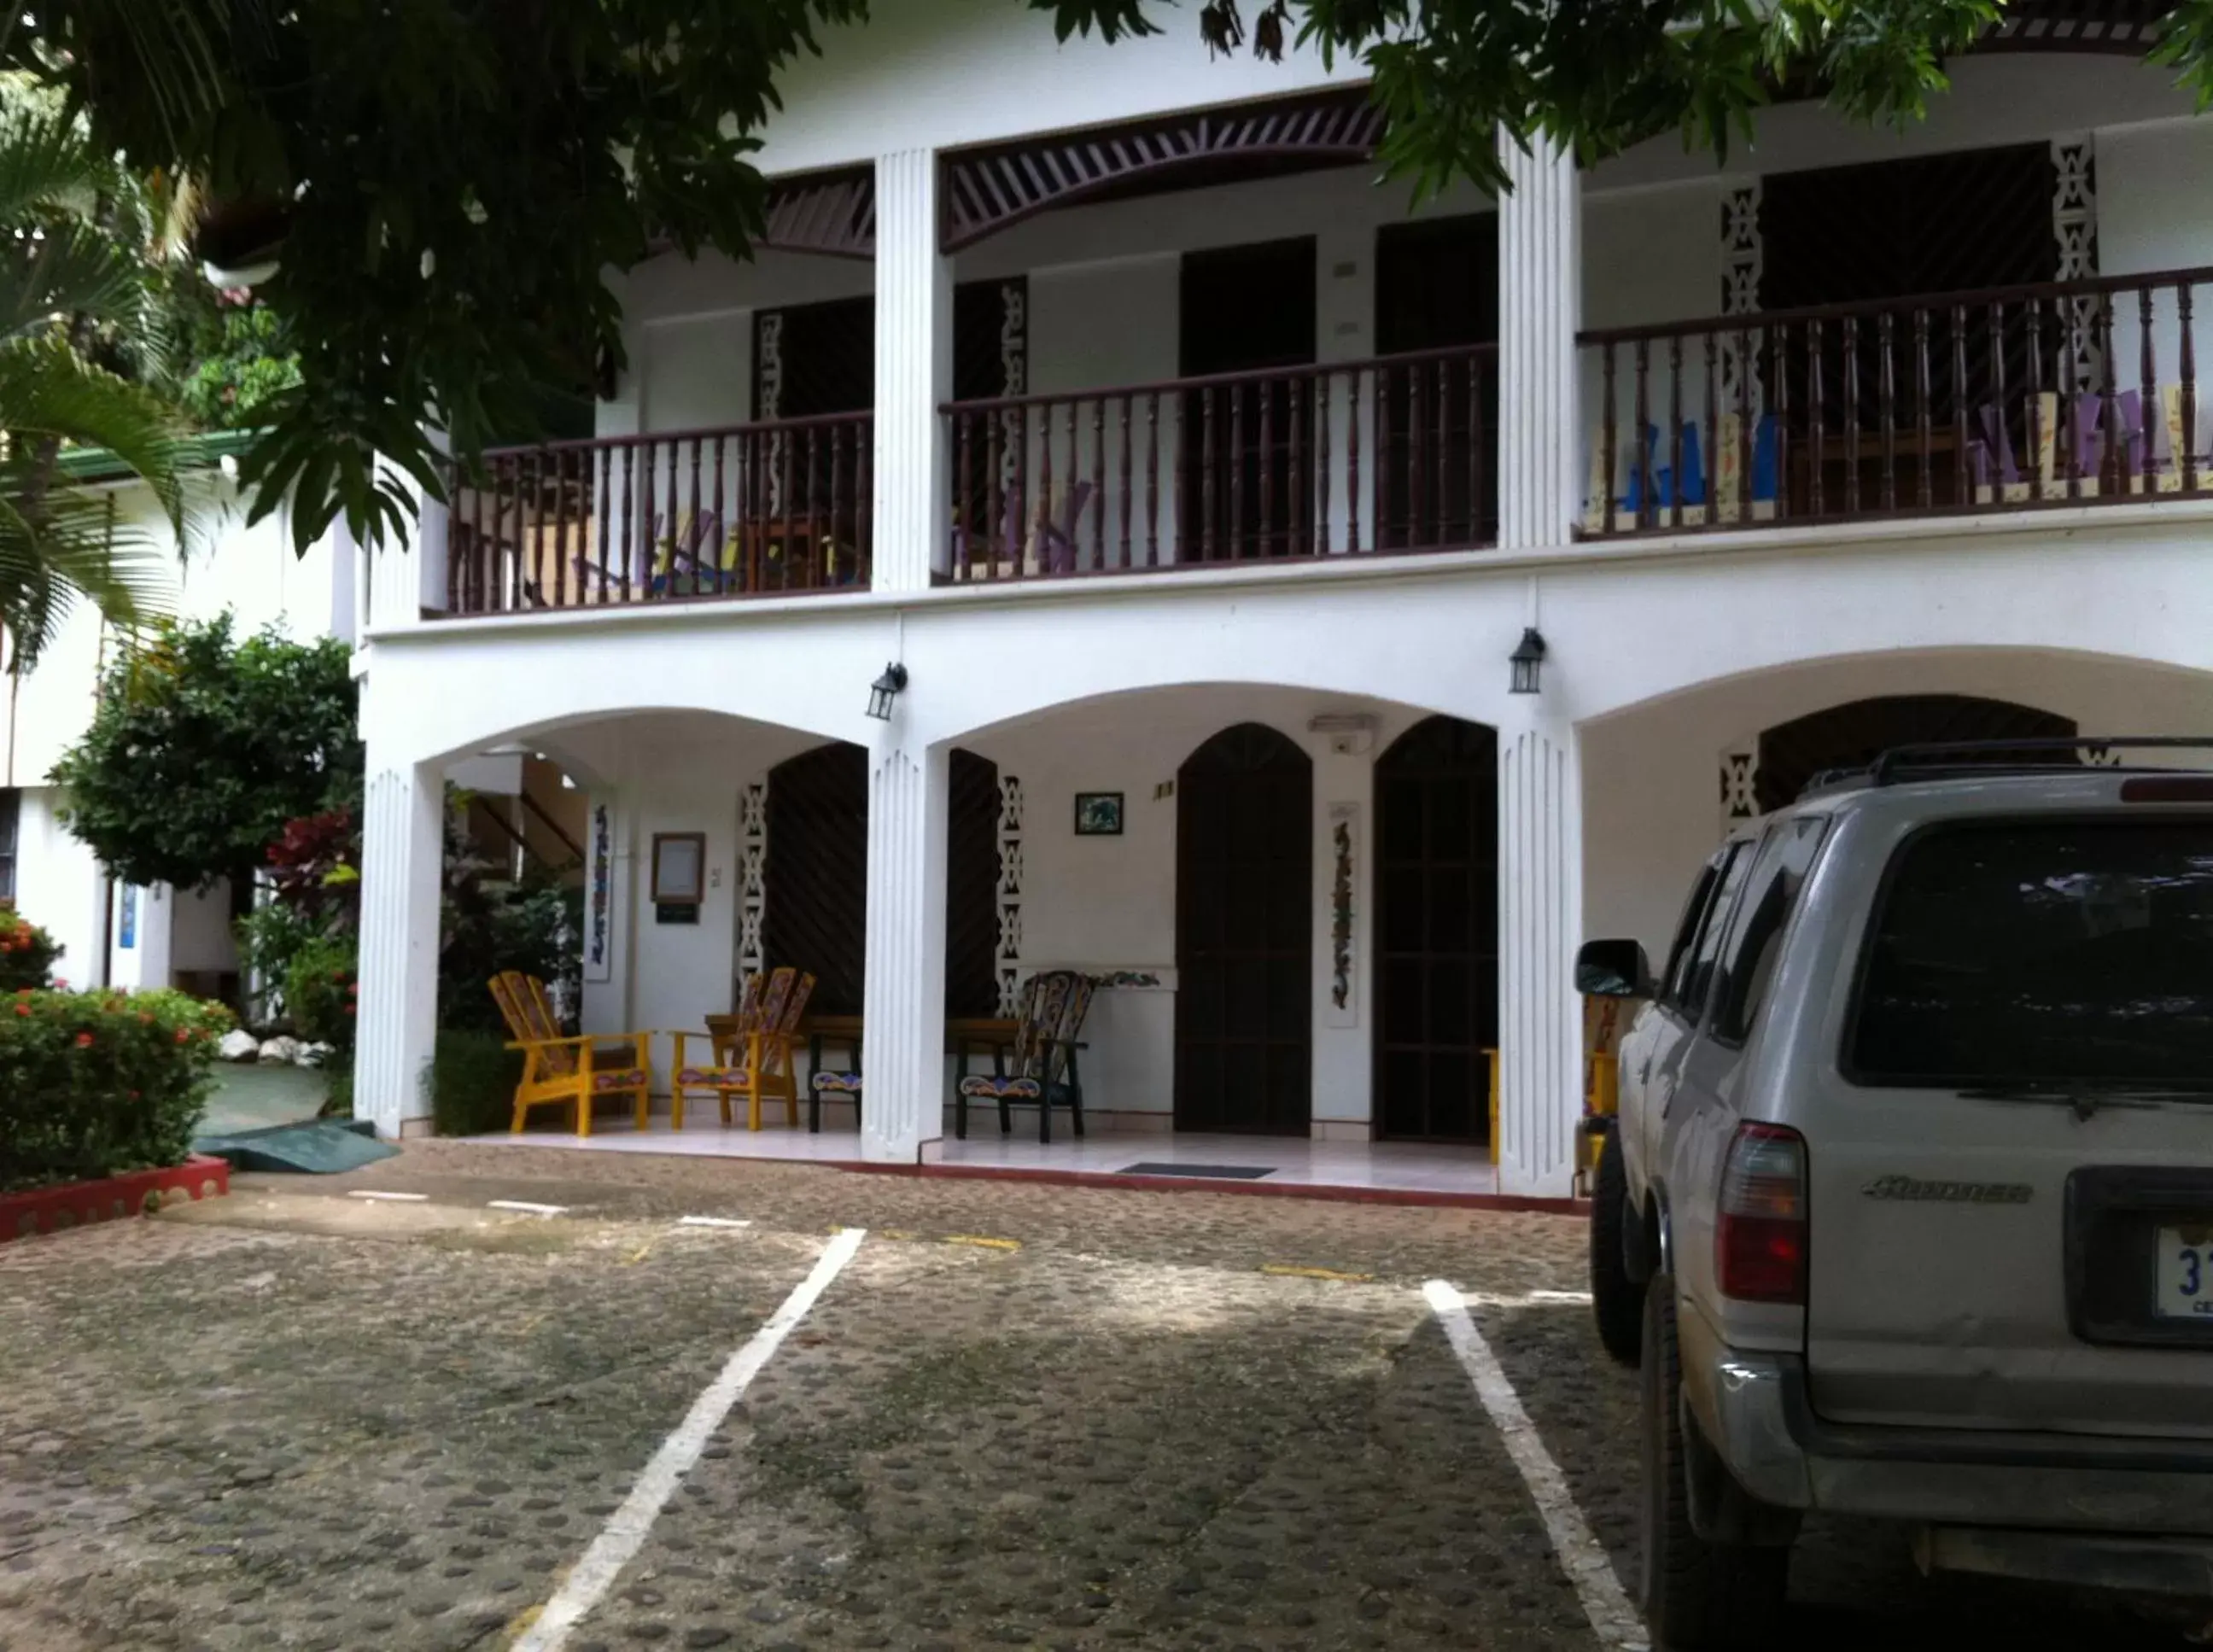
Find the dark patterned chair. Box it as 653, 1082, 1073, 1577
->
807, 1026, 864, 1134
955, 969, 1096, 1144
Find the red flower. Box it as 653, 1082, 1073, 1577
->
347, 981, 359, 995
74, 1031, 93, 1048
12, 1005, 26, 1018
174, 1029, 190, 1044
331, 970, 347, 984
343, 1002, 356, 1014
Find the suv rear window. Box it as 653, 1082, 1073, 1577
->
1849, 818, 2213, 1089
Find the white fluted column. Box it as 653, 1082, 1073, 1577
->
1497, 133, 1580, 550
1498, 715, 1582, 1198
873, 148, 952, 592
859, 740, 949, 1162
353, 759, 443, 1137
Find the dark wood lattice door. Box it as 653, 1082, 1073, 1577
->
764, 743, 999, 1018
1375, 215, 1500, 550
1375, 715, 1499, 1143
1175, 723, 1312, 1135
1178, 238, 1317, 563
1755, 695, 2077, 812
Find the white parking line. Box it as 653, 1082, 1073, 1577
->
346, 1190, 428, 1202
511, 1226, 867, 1652
1424, 1279, 1650, 1651
488, 1200, 569, 1217
676, 1215, 751, 1229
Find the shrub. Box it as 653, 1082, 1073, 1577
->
283, 937, 358, 1050
431, 1030, 522, 1137
0, 911, 61, 992
234, 898, 321, 1026
0, 989, 232, 1192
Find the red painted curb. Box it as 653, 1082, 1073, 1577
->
818, 1156, 1590, 1216
0, 1155, 231, 1243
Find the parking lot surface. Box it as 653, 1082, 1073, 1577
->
0, 1142, 2184, 1649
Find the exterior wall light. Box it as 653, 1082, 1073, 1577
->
1509, 628, 1547, 695
867, 663, 909, 720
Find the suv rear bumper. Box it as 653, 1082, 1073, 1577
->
1680, 1307, 2213, 1537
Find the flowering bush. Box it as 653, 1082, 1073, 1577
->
0, 989, 231, 1191
0, 911, 61, 992
283, 937, 357, 1052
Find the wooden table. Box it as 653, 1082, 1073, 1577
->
797, 1015, 1022, 1137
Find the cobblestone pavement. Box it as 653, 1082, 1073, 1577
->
0, 1142, 2190, 1649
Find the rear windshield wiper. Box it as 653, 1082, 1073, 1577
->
1958, 1083, 2213, 1118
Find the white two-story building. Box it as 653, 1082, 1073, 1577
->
3, 440, 353, 1001
351, 0, 2213, 1198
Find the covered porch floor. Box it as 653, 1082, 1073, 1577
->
455, 1115, 1518, 1205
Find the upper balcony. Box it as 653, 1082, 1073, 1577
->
422, 41, 2213, 623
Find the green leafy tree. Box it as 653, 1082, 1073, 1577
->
0, 85, 191, 668
47, 613, 362, 891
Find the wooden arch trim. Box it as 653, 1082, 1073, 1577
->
942, 86, 1384, 253
759, 167, 877, 260
1972, 0, 2173, 54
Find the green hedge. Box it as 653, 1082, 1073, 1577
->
432, 1030, 523, 1137
0, 989, 232, 1192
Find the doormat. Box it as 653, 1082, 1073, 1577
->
1117, 1162, 1276, 1180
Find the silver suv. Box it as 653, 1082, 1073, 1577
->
1577, 742, 2213, 1649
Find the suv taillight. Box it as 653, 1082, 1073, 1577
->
1716, 1123, 1808, 1305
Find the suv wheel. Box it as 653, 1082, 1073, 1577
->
1640, 1272, 1789, 1649
1589, 1128, 1643, 1366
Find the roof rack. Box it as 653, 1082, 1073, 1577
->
1865, 736, 2213, 788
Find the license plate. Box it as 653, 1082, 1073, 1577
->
2156, 1228, 2213, 1319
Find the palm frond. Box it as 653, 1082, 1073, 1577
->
0, 486, 175, 668
0, 221, 147, 341
0, 337, 190, 523
0, 96, 112, 229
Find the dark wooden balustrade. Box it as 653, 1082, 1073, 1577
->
941, 344, 1499, 580
441, 413, 873, 616
1580, 266, 2213, 536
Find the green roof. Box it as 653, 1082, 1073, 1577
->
56, 427, 260, 485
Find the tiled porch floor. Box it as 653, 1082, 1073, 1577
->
457, 1113, 1504, 1197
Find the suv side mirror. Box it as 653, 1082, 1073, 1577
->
1576, 938, 1653, 999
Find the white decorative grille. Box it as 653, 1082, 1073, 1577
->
1720, 747, 1760, 832
2052, 135, 2099, 393
1718, 180, 1763, 417
738, 779, 768, 981
996, 773, 1025, 1015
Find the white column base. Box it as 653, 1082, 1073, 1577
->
1498, 718, 1582, 1199
859, 742, 949, 1163
354, 759, 442, 1139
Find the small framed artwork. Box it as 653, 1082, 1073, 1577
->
1073, 791, 1124, 837
651, 832, 706, 903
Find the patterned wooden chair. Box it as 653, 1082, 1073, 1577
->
806, 1026, 864, 1135
489, 971, 651, 1137
955, 969, 1095, 1144
669, 966, 817, 1130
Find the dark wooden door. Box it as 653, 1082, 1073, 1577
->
1375, 215, 1500, 548
1175, 723, 1312, 1135
1375, 716, 1499, 1142
764, 743, 999, 1017
1179, 237, 1317, 563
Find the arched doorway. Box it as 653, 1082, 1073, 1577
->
1175, 723, 1312, 1135
1755, 694, 2077, 811
1374, 715, 1499, 1143
765, 744, 999, 1017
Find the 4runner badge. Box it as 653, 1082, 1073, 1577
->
1862, 1175, 2034, 1205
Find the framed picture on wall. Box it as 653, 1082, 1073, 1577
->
1073, 792, 1124, 836
651, 832, 706, 902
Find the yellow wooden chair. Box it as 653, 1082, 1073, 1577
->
669, 966, 817, 1130
489, 972, 651, 1137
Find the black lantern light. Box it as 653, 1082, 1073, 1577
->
867, 663, 909, 720
1509, 628, 1547, 695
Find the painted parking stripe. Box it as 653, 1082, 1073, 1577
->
488, 1200, 569, 1217
347, 1190, 428, 1202
1424, 1279, 1649, 1651
511, 1226, 867, 1652
677, 1215, 751, 1229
